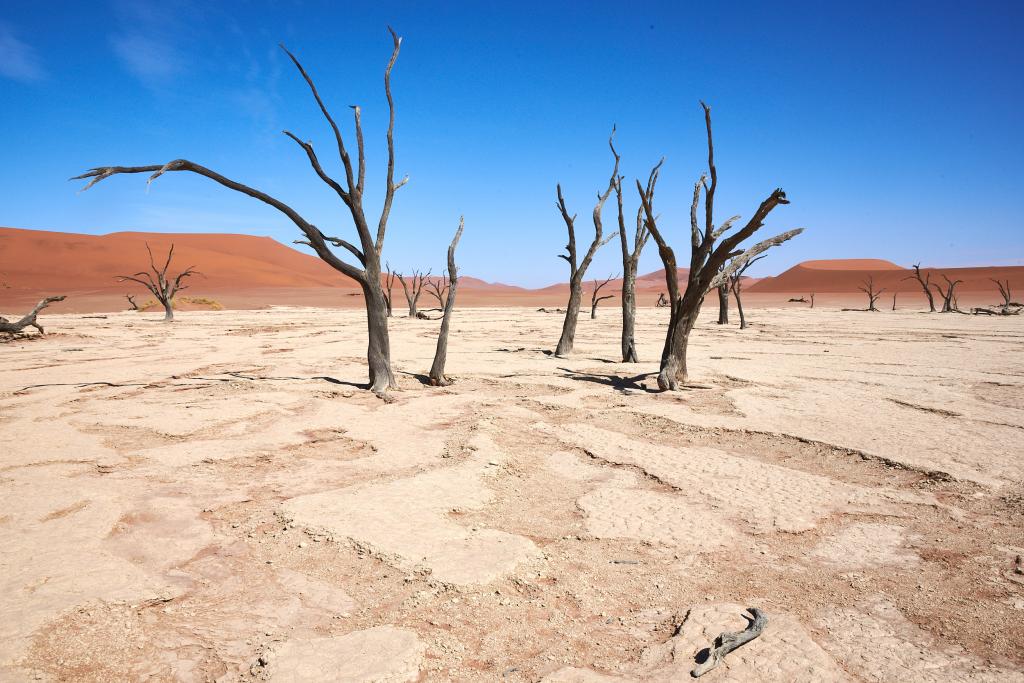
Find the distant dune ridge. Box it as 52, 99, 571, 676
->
1, 226, 1021, 312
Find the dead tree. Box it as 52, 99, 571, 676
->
553, 128, 620, 356
931, 274, 963, 312
992, 278, 1012, 307
383, 263, 398, 317
610, 136, 650, 361
125, 294, 139, 311
116, 243, 198, 321
637, 102, 801, 390
74, 29, 406, 395
656, 292, 669, 307
428, 218, 464, 386
0, 296, 66, 336
716, 274, 730, 325
810, 292, 815, 308
892, 292, 898, 310
903, 263, 936, 312
856, 274, 888, 313
590, 273, 616, 319
728, 254, 765, 329
425, 273, 449, 309
398, 269, 430, 317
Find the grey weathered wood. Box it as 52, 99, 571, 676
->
398, 269, 430, 318
116, 243, 198, 321
931, 274, 963, 313
590, 273, 616, 319
904, 263, 936, 312
429, 218, 464, 386
857, 276, 885, 312
691, 607, 768, 678
73, 28, 406, 395
728, 254, 765, 329
0, 296, 66, 335
610, 134, 650, 362
638, 102, 802, 390
553, 127, 621, 356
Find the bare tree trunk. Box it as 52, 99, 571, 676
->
735, 288, 746, 329
363, 277, 396, 394
621, 269, 639, 361
116, 243, 199, 323
553, 130, 620, 356
589, 273, 616, 319
904, 263, 936, 312
892, 292, 897, 310
658, 306, 699, 389
429, 218, 464, 386
717, 281, 729, 324
74, 29, 406, 396
126, 294, 139, 311
637, 101, 801, 390
398, 269, 429, 318
0, 296, 66, 335
858, 276, 884, 311
810, 292, 815, 308
556, 284, 585, 355
611, 136, 650, 362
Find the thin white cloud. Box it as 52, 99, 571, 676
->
110, 33, 185, 81
0, 22, 46, 82
108, 0, 189, 86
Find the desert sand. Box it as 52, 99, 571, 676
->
4, 227, 1022, 313
1, 304, 1022, 681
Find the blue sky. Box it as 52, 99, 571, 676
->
1, 1, 1021, 286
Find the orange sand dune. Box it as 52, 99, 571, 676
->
798, 258, 903, 270
0, 227, 353, 292
3, 228, 1021, 313
749, 261, 1024, 295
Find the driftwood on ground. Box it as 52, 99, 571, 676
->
0, 296, 66, 335
691, 607, 768, 678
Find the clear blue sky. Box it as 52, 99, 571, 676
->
1, 1, 1021, 286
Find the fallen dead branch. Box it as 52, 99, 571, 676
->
691, 607, 767, 678
0, 295, 66, 335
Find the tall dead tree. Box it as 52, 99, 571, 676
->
858, 276, 884, 311
892, 292, 898, 310
383, 263, 398, 317
810, 292, 815, 308
637, 102, 802, 390
992, 278, 1013, 307
398, 269, 430, 317
610, 136, 651, 362
75, 29, 406, 395
553, 128, 620, 356
429, 218, 464, 386
116, 243, 198, 321
728, 254, 765, 330
931, 274, 962, 312
590, 273, 616, 319
1, 296, 66, 336
904, 263, 936, 312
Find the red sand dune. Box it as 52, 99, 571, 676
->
749, 261, 1024, 295
2, 227, 1021, 313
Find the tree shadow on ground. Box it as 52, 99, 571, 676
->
557, 368, 660, 393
